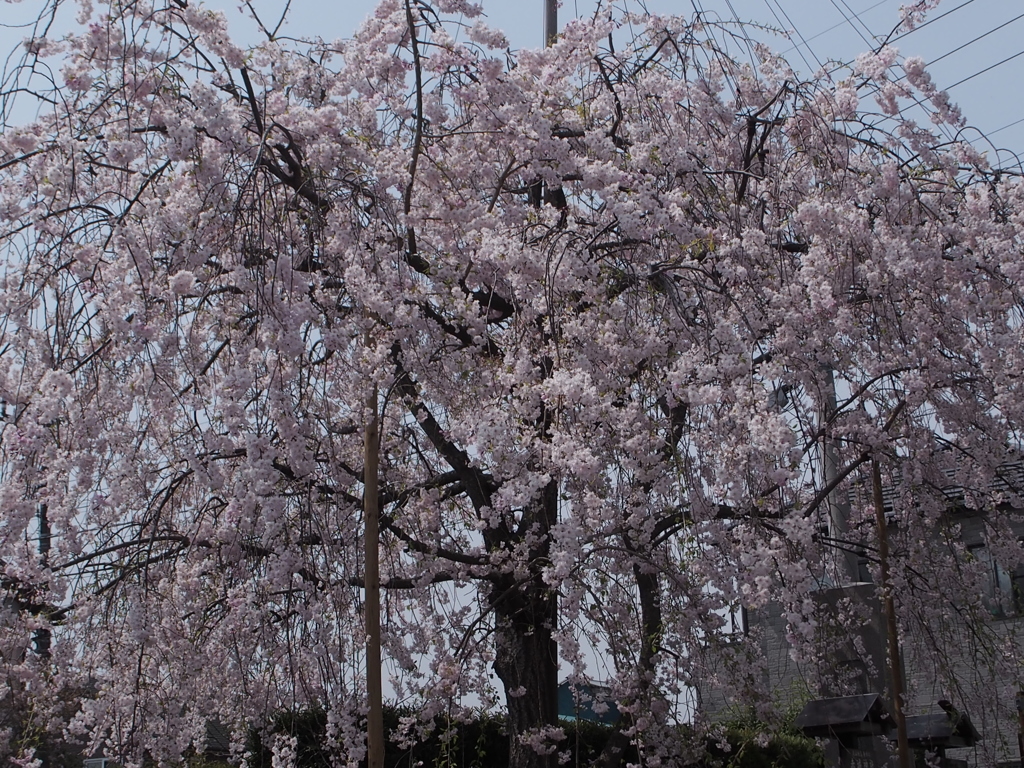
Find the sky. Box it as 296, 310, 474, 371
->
2, 0, 1023, 163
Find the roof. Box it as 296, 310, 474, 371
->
794, 693, 892, 738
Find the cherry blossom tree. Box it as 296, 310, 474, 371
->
2, 1, 1024, 767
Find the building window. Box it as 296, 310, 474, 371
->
967, 544, 1017, 618
1012, 565, 1024, 615
856, 553, 873, 584
726, 604, 747, 636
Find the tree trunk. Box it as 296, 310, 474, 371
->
491, 583, 560, 768
489, 479, 560, 768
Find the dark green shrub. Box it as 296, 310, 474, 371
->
701, 721, 823, 768
244, 704, 820, 768
244, 705, 643, 768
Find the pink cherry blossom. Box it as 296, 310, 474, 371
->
1, 1, 1022, 766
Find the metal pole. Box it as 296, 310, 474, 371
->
544, 0, 557, 47
33, 503, 50, 658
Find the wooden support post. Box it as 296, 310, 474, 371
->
872, 459, 910, 768
365, 388, 384, 768
1016, 690, 1024, 768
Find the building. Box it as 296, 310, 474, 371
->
694, 466, 1024, 768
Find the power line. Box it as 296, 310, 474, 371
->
723, 0, 763, 67
848, 1, 962, 146
882, 0, 1024, 155
885, 0, 977, 45
701, 0, 1022, 154
828, 0, 876, 49
685, 0, 744, 101
772, 0, 971, 65
747, 1, 956, 144
946, 47, 1024, 91
776, 0, 1023, 156
761, 0, 825, 74
926, 10, 1024, 68
988, 114, 1024, 138
778, 0, 888, 57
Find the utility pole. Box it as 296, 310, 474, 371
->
33, 503, 50, 658
531, 0, 557, 207
822, 366, 860, 584
544, 0, 557, 47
